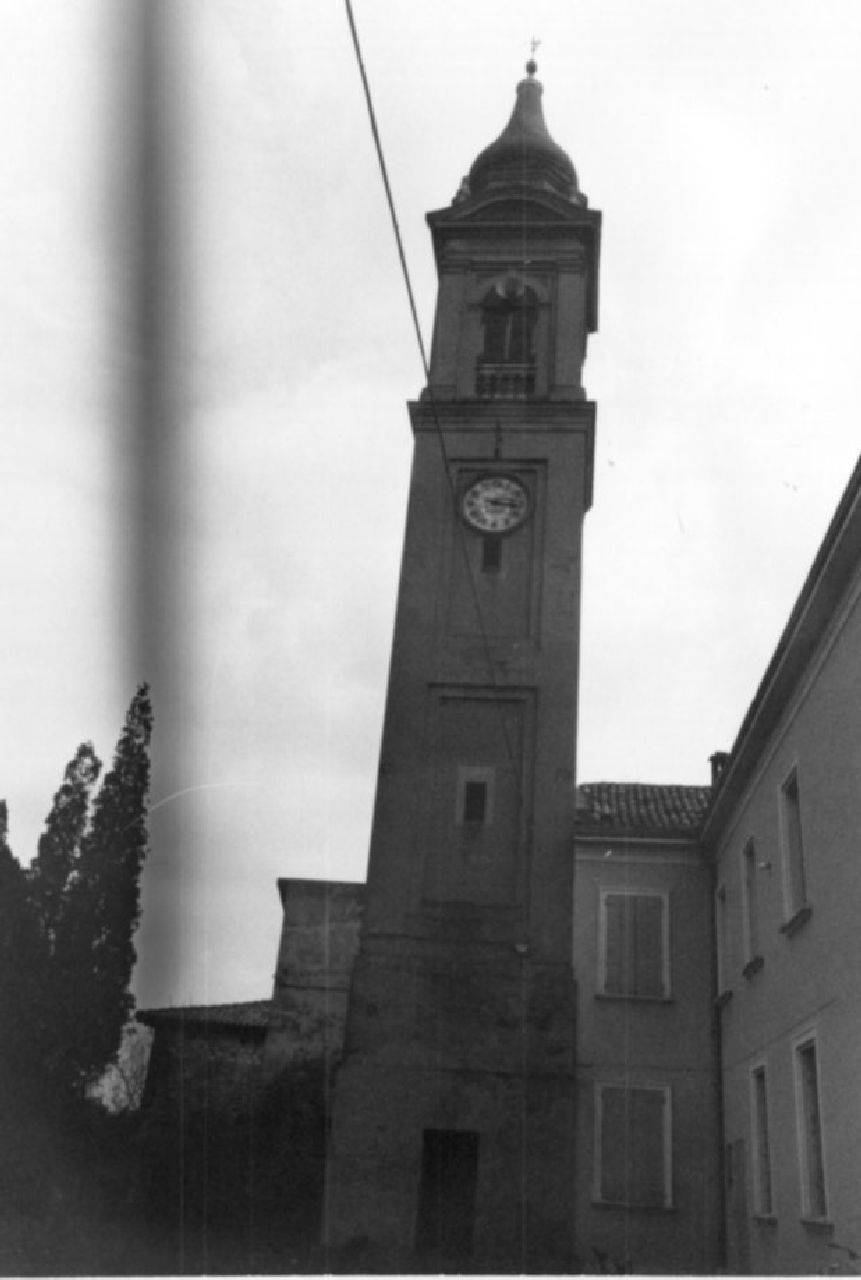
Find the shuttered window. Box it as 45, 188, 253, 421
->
601, 892, 668, 998
751, 1065, 774, 1215
782, 770, 808, 917
742, 841, 760, 964
715, 884, 730, 996
595, 1084, 671, 1208
795, 1038, 827, 1219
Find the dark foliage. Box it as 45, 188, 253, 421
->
0, 802, 40, 1043
140, 1062, 329, 1262
28, 742, 101, 949
1, 686, 152, 1099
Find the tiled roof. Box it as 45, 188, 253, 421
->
575, 782, 711, 837
137, 999, 271, 1032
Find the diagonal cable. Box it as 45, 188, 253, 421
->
343, 0, 528, 811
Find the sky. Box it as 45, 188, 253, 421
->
1, 1, 859, 1009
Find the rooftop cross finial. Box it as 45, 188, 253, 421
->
526, 38, 541, 76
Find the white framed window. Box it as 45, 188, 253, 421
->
593, 1083, 672, 1208
598, 890, 670, 999
455, 766, 495, 827
793, 1033, 828, 1220
741, 840, 762, 970
750, 1062, 774, 1217
714, 883, 730, 997
780, 767, 809, 921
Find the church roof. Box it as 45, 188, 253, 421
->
138, 999, 271, 1033
467, 61, 582, 202
575, 782, 711, 838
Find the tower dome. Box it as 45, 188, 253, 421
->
467, 62, 582, 202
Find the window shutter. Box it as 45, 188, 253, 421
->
628, 1087, 666, 1206
633, 895, 664, 997
603, 894, 665, 997
798, 1042, 827, 1217
604, 895, 627, 993
599, 1086, 627, 1204
783, 773, 807, 913
752, 1067, 773, 1215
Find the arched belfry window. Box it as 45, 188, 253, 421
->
477, 279, 537, 399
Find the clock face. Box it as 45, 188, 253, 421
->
461, 475, 530, 534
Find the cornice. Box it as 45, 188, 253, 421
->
703, 452, 861, 848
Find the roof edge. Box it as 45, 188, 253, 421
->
137, 998, 271, 1033
575, 781, 711, 840
703, 452, 861, 846
276, 876, 365, 906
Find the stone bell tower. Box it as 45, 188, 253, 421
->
325, 63, 601, 1271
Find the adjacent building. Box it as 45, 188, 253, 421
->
573, 783, 721, 1273
703, 455, 861, 1275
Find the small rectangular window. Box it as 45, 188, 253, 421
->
795, 1038, 827, 1219
600, 892, 669, 998
456, 766, 495, 827
595, 1084, 672, 1208
751, 1065, 773, 1216
782, 769, 808, 917
742, 841, 761, 967
481, 535, 502, 573
463, 780, 487, 824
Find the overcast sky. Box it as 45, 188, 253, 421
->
2, 1, 859, 1008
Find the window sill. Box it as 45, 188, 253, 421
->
742, 955, 764, 979
781, 904, 813, 937
714, 989, 733, 1009
801, 1216, 834, 1232
595, 992, 673, 1005
591, 1199, 675, 1213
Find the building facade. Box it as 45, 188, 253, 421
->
573, 783, 721, 1273
703, 456, 861, 1275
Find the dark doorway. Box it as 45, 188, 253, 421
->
415, 1129, 479, 1263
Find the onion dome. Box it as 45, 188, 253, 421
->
467, 60, 582, 201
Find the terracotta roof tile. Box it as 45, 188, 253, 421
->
575, 782, 710, 837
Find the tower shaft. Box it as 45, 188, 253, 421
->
325, 68, 601, 1271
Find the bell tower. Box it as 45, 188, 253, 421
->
325, 63, 601, 1271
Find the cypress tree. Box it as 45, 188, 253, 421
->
0, 688, 153, 1097
50, 684, 153, 1096
0, 803, 36, 1051
28, 743, 101, 952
